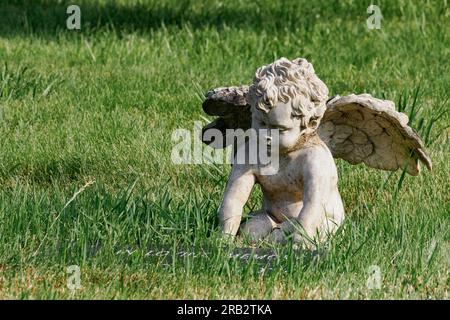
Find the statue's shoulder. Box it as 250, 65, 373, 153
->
289, 133, 330, 153
292, 136, 335, 169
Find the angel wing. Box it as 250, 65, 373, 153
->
201, 86, 251, 148
318, 94, 432, 175
201, 87, 432, 175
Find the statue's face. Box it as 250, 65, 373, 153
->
252, 100, 303, 153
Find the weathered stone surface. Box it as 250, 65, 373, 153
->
202, 90, 432, 175
199, 57, 432, 247
202, 85, 250, 116
319, 94, 432, 175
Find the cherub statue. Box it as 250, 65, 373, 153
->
200, 57, 431, 246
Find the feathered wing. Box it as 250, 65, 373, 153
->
318, 94, 432, 175
201, 86, 251, 148
200, 88, 432, 175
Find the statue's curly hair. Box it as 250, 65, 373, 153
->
248, 57, 329, 129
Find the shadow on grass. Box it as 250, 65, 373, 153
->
0, 0, 383, 39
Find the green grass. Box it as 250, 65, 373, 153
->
0, 0, 449, 299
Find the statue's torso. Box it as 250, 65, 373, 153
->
253, 144, 344, 224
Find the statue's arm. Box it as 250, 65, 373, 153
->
218, 164, 255, 237
296, 150, 331, 237
268, 149, 333, 244
270, 149, 338, 245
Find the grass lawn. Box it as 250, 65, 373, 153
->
0, 0, 448, 299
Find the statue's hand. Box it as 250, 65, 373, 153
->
268, 228, 287, 244
220, 231, 236, 242
268, 220, 312, 247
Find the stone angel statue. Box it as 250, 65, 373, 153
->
200, 57, 432, 246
